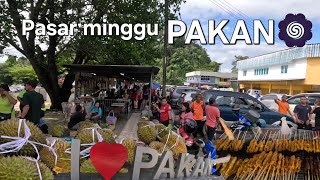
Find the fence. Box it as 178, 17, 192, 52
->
99, 99, 131, 116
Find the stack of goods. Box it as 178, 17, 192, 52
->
218, 151, 302, 179
216, 130, 320, 179
136, 120, 187, 158
0, 119, 54, 180
303, 156, 320, 179
75, 122, 119, 173
52, 124, 67, 137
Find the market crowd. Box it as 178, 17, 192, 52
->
1, 82, 320, 141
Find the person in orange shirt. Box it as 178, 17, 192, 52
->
274, 95, 294, 117
190, 93, 205, 137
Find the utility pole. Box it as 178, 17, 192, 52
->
162, 0, 168, 98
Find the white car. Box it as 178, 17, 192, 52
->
287, 93, 320, 127
258, 94, 288, 112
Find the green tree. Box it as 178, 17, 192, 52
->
231, 55, 249, 73
0, 0, 184, 108
0, 55, 37, 84
155, 37, 220, 85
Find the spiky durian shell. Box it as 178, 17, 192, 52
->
149, 141, 168, 154
137, 122, 157, 145
51, 124, 65, 137
137, 121, 150, 128
0, 156, 53, 180
40, 140, 71, 173
161, 133, 187, 158
155, 124, 169, 139
80, 159, 97, 173
77, 121, 96, 132
0, 119, 46, 157
122, 139, 137, 165
76, 128, 116, 144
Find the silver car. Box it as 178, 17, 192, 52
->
176, 91, 199, 108
170, 86, 199, 107
258, 94, 288, 111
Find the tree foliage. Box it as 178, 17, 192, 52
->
155, 37, 220, 85
0, 55, 37, 85
231, 55, 249, 73
0, 0, 185, 108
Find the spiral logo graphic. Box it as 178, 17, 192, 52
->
279, 13, 312, 47
286, 21, 304, 39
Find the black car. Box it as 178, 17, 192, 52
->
203, 90, 294, 124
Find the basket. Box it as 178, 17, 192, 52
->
106, 111, 117, 125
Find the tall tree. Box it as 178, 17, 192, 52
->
0, 0, 184, 108
231, 55, 249, 73
155, 37, 220, 85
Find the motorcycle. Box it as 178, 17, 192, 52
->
172, 118, 206, 156
230, 105, 264, 132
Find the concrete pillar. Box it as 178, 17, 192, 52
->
268, 83, 271, 93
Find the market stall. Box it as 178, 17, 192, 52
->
63, 64, 160, 119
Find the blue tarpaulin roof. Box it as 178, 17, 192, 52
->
153, 82, 160, 89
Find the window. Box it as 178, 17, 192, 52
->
254, 68, 269, 75
287, 97, 301, 105
307, 96, 320, 105
281, 65, 288, 74
243, 70, 247, 76
260, 95, 278, 100
201, 76, 210, 81
215, 96, 234, 106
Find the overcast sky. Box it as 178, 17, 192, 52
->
179, 0, 320, 72
1, 0, 320, 72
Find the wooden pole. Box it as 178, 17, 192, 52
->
162, 0, 168, 98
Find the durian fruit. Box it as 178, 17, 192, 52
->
161, 133, 187, 158
149, 141, 168, 154
0, 156, 54, 180
155, 124, 170, 139
77, 121, 96, 132
122, 139, 137, 165
0, 119, 46, 157
141, 117, 149, 121
76, 128, 116, 144
137, 122, 157, 145
80, 159, 97, 173
51, 124, 65, 137
118, 168, 129, 174
40, 140, 71, 173
137, 121, 149, 128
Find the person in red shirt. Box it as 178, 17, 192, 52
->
205, 97, 220, 142
156, 97, 172, 126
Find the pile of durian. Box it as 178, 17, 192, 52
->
127, 119, 188, 160
0, 119, 54, 180
0, 119, 121, 179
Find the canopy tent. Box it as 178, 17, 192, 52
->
64, 64, 159, 82
63, 64, 160, 118
153, 82, 161, 90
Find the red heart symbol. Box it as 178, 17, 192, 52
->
90, 142, 128, 180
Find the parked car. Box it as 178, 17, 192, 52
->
176, 91, 199, 109
202, 90, 294, 125
258, 94, 288, 112
287, 93, 320, 127
170, 86, 200, 107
